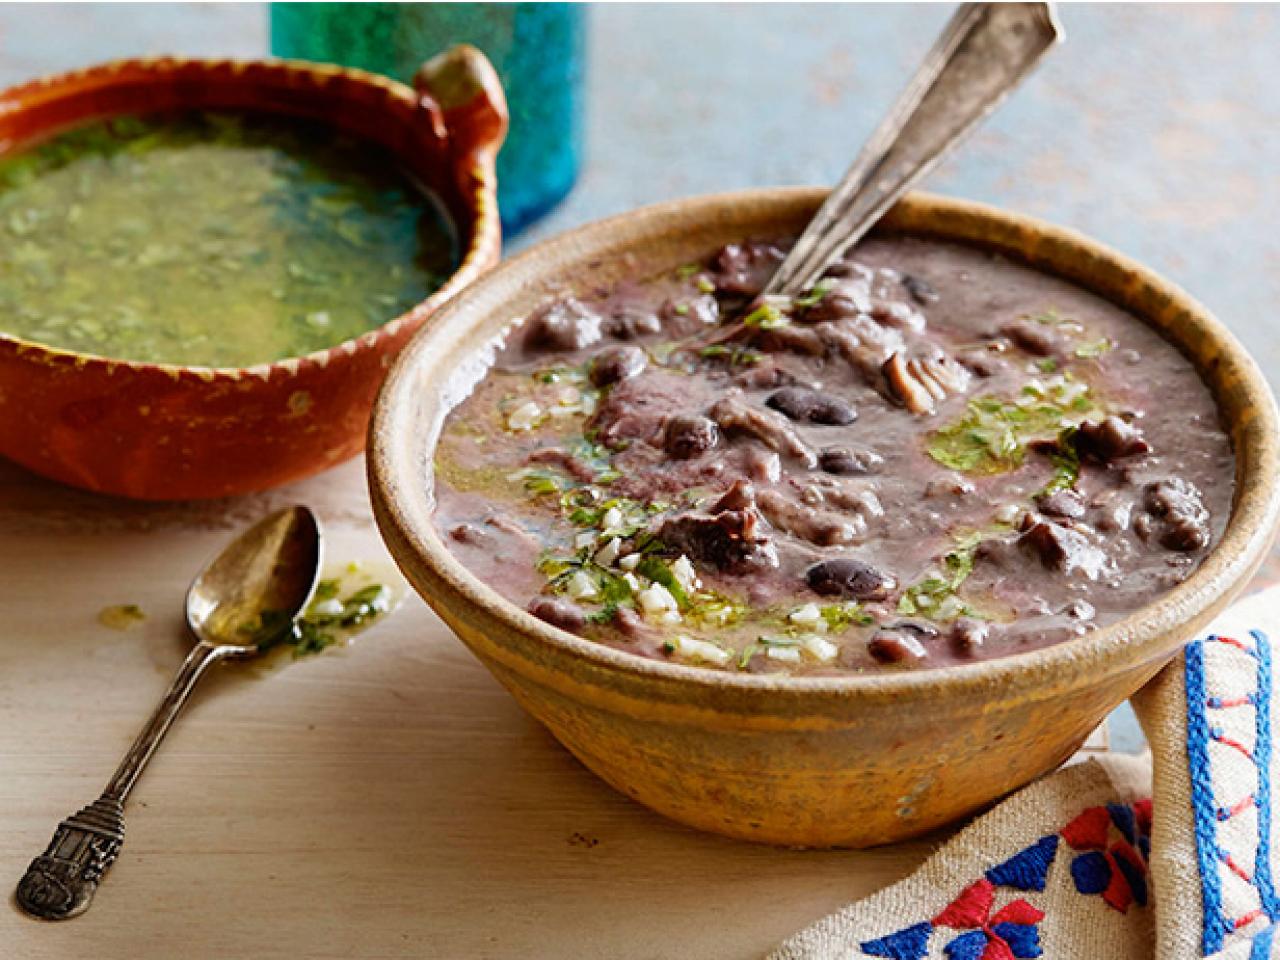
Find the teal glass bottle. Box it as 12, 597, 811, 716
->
270, 2, 584, 234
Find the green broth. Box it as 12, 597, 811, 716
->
0, 111, 456, 367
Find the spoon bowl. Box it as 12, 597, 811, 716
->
186, 506, 323, 651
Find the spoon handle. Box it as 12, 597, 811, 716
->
765, 2, 1062, 298
15, 642, 229, 921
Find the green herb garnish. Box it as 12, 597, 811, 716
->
742, 302, 789, 330
897, 531, 985, 620
1074, 338, 1113, 359
927, 382, 1097, 475
793, 278, 835, 308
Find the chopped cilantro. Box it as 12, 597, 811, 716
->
927, 383, 1097, 475
695, 277, 716, 294
698, 344, 763, 366
897, 531, 985, 620
819, 602, 874, 632
1074, 338, 1113, 359
675, 263, 700, 279
793, 278, 835, 309
1036, 357, 1058, 373
1038, 427, 1081, 496
742, 302, 788, 330
673, 303, 689, 316
521, 468, 566, 495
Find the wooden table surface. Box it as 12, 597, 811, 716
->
0, 456, 951, 960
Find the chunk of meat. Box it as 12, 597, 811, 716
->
711, 241, 785, 298
528, 596, 587, 634
604, 304, 661, 340
805, 558, 896, 600
755, 323, 828, 356
1073, 416, 1151, 464
522, 298, 603, 353
758, 489, 863, 546
802, 477, 885, 520
589, 370, 689, 448
766, 386, 857, 425
660, 294, 719, 337
662, 415, 721, 460
657, 481, 778, 574
1000, 318, 1061, 357
589, 345, 647, 387
1141, 478, 1210, 551
1035, 488, 1086, 519
949, 618, 988, 656
956, 345, 1007, 378
732, 361, 795, 390
1019, 519, 1109, 579
709, 393, 817, 467
818, 315, 907, 381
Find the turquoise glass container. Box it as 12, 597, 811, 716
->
270, 2, 584, 234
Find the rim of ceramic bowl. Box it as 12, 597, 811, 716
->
370, 187, 1280, 707
0, 56, 499, 382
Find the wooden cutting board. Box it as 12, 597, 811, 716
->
0, 456, 957, 960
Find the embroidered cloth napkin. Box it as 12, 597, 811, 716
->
770, 587, 1280, 960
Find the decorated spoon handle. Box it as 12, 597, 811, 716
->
765, 2, 1063, 298
15, 642, 227, 920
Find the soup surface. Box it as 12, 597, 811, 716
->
433, 237, 1234, 675
0, 111, 455, 367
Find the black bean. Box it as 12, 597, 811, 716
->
805, 558, 896, 600
766, 387, 856, 425
588, 345, 647, 387
902, 274, 939, 305
868, 630, 926, 664
663, 414, 721, 459
819, 446, 884, 476
528, 596, 587, 634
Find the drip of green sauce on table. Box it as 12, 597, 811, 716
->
0, 111, 456, 367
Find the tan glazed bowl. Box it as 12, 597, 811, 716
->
369, 188, 1280, 848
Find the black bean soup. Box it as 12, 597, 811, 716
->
432, 236, 1233, 675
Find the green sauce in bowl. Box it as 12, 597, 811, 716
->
0, 111, 456, 367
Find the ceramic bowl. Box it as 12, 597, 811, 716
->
369, 188, 1280, 848
0, 49, 506, 500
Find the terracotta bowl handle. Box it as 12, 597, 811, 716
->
413, 45, 508, 195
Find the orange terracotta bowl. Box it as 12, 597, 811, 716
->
0, 49, 506, 500
369, 188, 1280, 848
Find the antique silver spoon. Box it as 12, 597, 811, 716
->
15, 506, 322, 921
765, 2, 1063, 298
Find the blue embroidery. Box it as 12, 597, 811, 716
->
860, 922, 932, 960
1250, 923, 1276, 960
985, 836, 1059, 892
940, 930, 985, 960
991, 922, 1043, 958
1185, 638, 1233, 954
1070, 850, 1111, 896
1251, 629, 1277, 921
